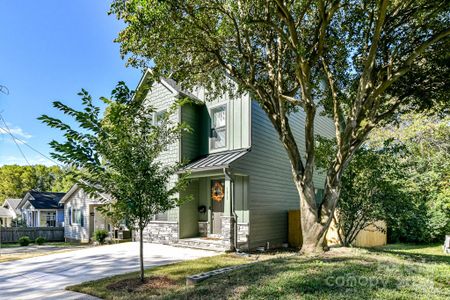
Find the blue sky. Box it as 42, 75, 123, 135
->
0, 1, 142, 166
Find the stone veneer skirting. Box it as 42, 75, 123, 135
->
237, 223, 249, 243
198, 222, 208, 237
136, 221, 179, 244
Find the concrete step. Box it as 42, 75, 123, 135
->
174, 238, 229, 252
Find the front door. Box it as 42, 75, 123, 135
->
211, 180, 225, 234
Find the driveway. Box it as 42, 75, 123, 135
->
0, 242, 217, 299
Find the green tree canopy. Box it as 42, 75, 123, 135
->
0, 164, 74, 202
110, 0, 449, 253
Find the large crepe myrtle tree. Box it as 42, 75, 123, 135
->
39, 82, 191, 282
110, 0, 450, 254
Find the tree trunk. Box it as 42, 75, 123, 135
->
296, 174, 341, 255
139, 227, 144, 283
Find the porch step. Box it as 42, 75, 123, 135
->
174, 237, 229, 252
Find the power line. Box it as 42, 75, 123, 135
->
0, 114, 63, 167
0, 114, 31, 166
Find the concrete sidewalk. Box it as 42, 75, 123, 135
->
0, 242, 217, 299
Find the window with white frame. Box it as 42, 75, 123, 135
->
210, 105, 226, 149
71, 208, 83, 227
154, 109, 167, 126
46, 212, 56, 227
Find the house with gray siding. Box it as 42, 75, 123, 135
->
59, 184, 109, 243
133, 70, 334, 251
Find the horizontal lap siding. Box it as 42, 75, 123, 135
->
64, 189, 100, 242
143, 82, 180, 222
235, 101, 334, 249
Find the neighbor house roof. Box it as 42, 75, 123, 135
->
0, 207, 13, 218
3, 198, 21, 210
181, 149, 250, 172
18, 191, 65, 210
59, 184, 111, 204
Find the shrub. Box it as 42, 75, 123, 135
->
35, 236, 46, 245
94, 229, 109, 244
18, 236, 31, 246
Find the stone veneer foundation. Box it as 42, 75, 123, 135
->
135, 219, 249, 251
135, 221, 179, 244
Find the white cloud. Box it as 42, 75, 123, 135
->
0, 123, 32, 140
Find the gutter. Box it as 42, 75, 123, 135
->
223, 168, 238, 251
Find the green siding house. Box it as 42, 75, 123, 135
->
136, 70, 334, 251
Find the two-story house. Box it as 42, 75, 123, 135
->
133, 70, 334, 251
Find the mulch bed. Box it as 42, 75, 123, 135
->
107, 276, 177, 292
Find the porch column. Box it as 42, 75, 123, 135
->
221, 176, 235, 250
37, 211, 41, 227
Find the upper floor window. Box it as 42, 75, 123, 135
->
154, 110, 166, 126
211, 105, 226, 149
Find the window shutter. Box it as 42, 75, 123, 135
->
80, 210, 84, 227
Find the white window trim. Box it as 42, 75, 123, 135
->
71, 207, 83, 226
209, 103, 228, 151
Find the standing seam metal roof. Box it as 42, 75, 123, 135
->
182, 149, 249, 172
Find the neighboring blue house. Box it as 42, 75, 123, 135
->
17, 191, 65, 227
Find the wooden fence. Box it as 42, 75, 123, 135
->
288, 210, 387, 248
0, 227, 64, 243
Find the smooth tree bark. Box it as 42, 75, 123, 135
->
111, 0, 450, 253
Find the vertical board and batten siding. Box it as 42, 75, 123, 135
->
187, 87, 252, 153
180, 103, 207, 162
143, 82, 181, 221
64, 188, 102, 242
179, 179, 200, 238
235, 101, 334, 249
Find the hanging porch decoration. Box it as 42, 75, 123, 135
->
211, 181, 225, 202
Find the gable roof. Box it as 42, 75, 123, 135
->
18, 191, 65, 210
3, 198, 21, 210
134, 69, 202, 104
59, 183, 111, 204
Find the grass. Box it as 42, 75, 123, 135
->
0, 241, 86, 263
68, 244, 449, 300
0, 241, 81, 248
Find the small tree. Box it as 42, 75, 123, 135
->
39, 82, 190, 282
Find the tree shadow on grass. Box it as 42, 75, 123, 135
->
368, 245, 450, 264
165, 255, 448, 300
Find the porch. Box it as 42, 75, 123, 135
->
177, 150, 250, 251
24, 208, 63, 227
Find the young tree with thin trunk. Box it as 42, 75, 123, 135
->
39, 82, 190, 282
110, 0, 449, 253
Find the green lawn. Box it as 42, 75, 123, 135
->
68, 244, 450, 300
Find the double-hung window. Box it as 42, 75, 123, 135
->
46, 212, 56, 227
71, 208, 84, 227
210, 105, 226, 149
